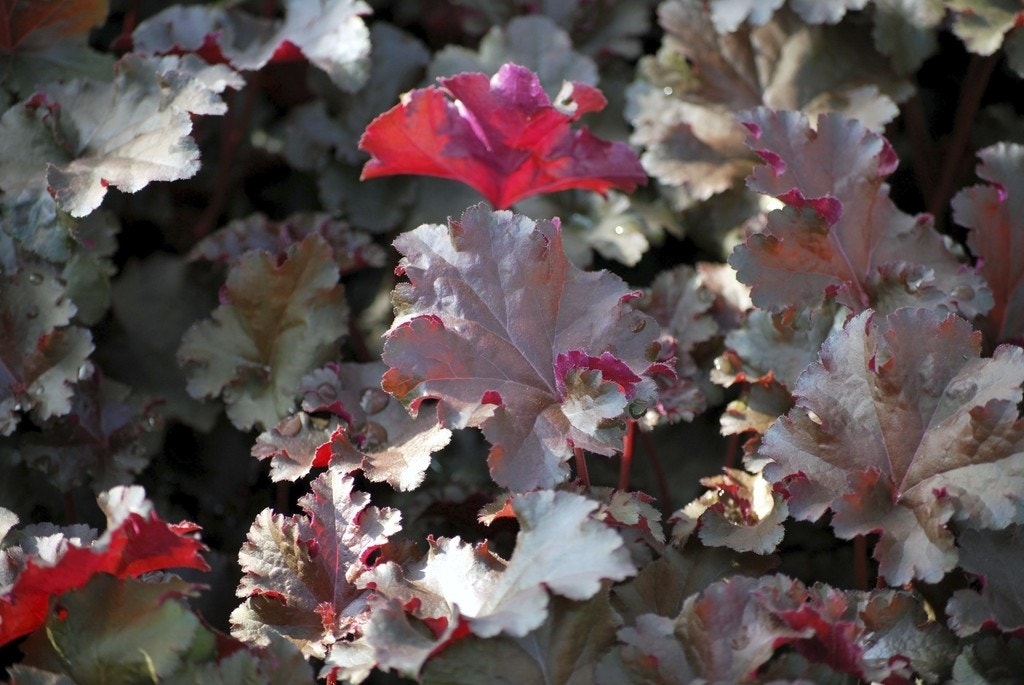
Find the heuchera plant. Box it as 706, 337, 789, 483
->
4, 0, 1024, 683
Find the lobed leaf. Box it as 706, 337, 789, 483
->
359, 490, 635, 676
381, 204, 666, 491
757, 307, 1024, 584
954, 142, 1024, 346
359, 63, 647, 209
730, 108, 991, 318
0, 485, 208, 646
253, 362, 452, 490
2, 370, 158, 492
0, 267, 93, 436
178, 234, 348, 432
231, 469, 401, 660
0, 54, 242, 217
132, 0, 372, 91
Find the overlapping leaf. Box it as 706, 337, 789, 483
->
178, 234, 348, 431
358, 490, 635, 677
189, 212, 385, 275
0, 54, 242, 217
677, 468, 788, 554
253, 362, 451, 490
757, 308, 1024, 584
729, 108, 992, 318
132, 0, 372, 91
359, 63, 647, 209
628, 0, 908, 211
381, 204, 666, 491
600, 573, 954, 683
0, 0, 112, 101
635, 265, 718, 424
0, 485, 208, 645
428, 15, 597, 98
954, 142, 1024, 346
0, 267, 93, 436
231, 468, 401, 661
946, 525, 1024, 635
1, 370, 157, 492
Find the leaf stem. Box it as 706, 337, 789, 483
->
927, 52, 999, 228
619, 419, 636, 491
854, 534, 869, 591
639, 430, 672, 515
574, 447, 591, 490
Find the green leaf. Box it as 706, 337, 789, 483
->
19, 575, 205, 684
178, 234, 348, 431
0, 268, 93, 435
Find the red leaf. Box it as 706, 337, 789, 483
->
358, 63, 647, 208
0, 486, 208, 646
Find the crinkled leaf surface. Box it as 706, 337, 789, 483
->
381, 204, 664, 491
2, 370, 157, 492
628, 1, 907, 209
0, 268, 92, 436
712, 304, 845, 390
758, 308, 1024, 584
300, 362, 452, 491
636, 265, 718, 424
359, 63, 646, 209
599, 574, 807, 684
251, 411, 343, 483
0, 54, 242, 217
428, 15, 597, 98
253, 362, 451, 490
755, 577, 956, 682
680, 468, 789, 554
729, 108, 991, 318
955, 142, 1024, 346
0, 485, 208, 645
946, 0, 1023, 56
132, 0, 371, 91
231, 469, 401, 660
361, 489, 635, 675
189, 212, 385, 275
178, 234, 348, 431
946, 525, 1024, 635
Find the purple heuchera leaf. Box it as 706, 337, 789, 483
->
382, 204, 665, 491
729, 108, 991, 318
757, 307, 1024, 585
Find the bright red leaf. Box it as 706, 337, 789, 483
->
0, 485, 208, 646
358, 62, 647, 209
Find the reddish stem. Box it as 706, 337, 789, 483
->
276, 481, 289, 514
639, 430, 672, 515
619, 419, 636, 491
927, 53, 999, 228
853, 535, 869, 591
574, 447, 591, 490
